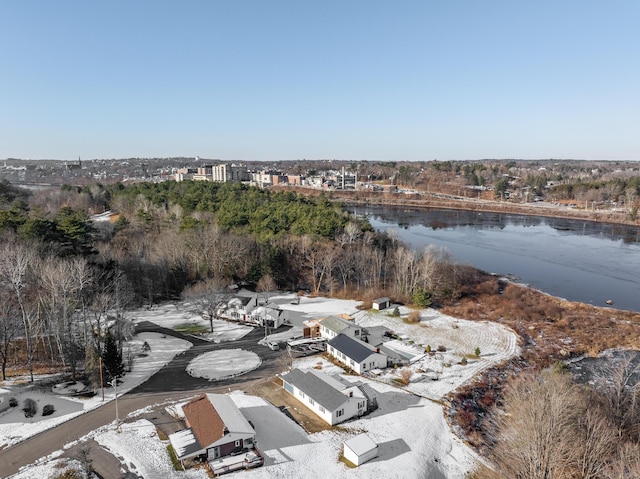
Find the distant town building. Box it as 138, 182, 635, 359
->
193, 163, 249, 183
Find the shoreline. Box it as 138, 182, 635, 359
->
278, 186, 640, 227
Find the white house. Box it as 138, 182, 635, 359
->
281, 369, 374, 425
169, 394, 257, 467
327, 334, 388, 374
220, 296, 258, 323
319, 316, 363, 340
343, 433, 378, 466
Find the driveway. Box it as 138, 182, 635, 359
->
0, 321, 286, 478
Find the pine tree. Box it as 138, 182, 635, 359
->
102, 332, 124, 381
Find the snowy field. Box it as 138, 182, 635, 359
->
4, 293, 518, 478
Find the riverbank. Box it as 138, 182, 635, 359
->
276, 186, 640, 226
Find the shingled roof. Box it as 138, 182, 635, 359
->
328, 334, 380, 363
183, 394, 225, 449
281, 369, 350, 411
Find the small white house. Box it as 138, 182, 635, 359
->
372, 297, 391, 311
319, 316, 363, 340
221, 296, 258, 322
281, 369, 373, 425
343, 433, 378, 466
327, 334, 387, 374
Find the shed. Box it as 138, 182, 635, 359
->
372, 297, 391, 311
343, 433, 378, 466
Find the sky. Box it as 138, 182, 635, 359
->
1, 1, 639, 162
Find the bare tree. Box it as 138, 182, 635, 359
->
184, 277, 232, 333
489, 370, 581, 479
0, 287, 20, 380
256, 274, 277, 305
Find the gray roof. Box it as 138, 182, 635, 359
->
344, 433, 377, 456
328, 334, 380, 363
207, 394, 255, 436
281, 368, 349, 411
319, 316, 356, 334
373, 297, 390, 303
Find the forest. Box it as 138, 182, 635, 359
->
0, 179, 469, 382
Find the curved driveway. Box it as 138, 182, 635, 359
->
0, 321, 286, 478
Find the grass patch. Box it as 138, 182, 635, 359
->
156, 427, 168, 441
166, 444, 182, 471
338, 455, 357, 468
173, 323, 209, 334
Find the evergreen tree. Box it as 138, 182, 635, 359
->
101, 332, 124, 381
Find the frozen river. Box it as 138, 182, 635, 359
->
349, 205, 640, 313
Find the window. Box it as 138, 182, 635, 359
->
336, 409, 344, 417
309, 398, 315, 405
319, 405, 325, 413
235, 440, 241, 447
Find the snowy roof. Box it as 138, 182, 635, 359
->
319, 316, 357, 334
206, 394, 255, 436
178, 393, 254, 458
169, 428, 202, 459
328, 334, 380, 363
344, 433, 378, 456
281, 368, 349, 412
373, 297, 390, 304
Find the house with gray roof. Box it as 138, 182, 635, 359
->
319, 315, 363, 340
281, 368, 374, 425
168, 393, 258, 467
327, 333, 388, 374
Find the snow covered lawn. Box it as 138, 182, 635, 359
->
186, 349, 262, 381
0, 332, 191, 449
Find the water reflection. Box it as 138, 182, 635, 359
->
349, 205, 640, 312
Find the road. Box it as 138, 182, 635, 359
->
0, 321, 285, 478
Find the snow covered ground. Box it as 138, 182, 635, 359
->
186, 349, 262, 381
4, 294, 518, 478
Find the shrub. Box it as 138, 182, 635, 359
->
425, 344, 431, 353
475, 347, 481, 357
399, 367, 413, 385
9, 397, 18, 407
412, 288, 432, 308
437, 345, 447, 352
390, 306, 400, 317
23, 398, 37, 418
406, 311, 421, 323
142, 341, 151, 352
460, 357, 468, 366
42, 404, 55, 416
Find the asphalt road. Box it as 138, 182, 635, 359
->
0, 321, 286, 478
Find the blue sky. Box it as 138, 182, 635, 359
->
1, 1, 639, 162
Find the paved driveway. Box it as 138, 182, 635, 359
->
0, 321, 286, 478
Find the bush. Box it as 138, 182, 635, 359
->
23, 398, 37, 418
406, 311, 421, 323
390, 306, 400, 317
412, 288, 432, 308
142, 341, 151, 352
460, 357, 468, 365
42, 404, 55, 416
475, 347, 481, 357
437, 345, 447, 352
425, 344, 431, 353
9, 397, 18, 407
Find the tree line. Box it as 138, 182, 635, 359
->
0, 180, 472, 381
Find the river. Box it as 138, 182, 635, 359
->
348, 205, 640, 313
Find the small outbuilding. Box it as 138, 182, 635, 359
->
372, 297, 391, 311
343, 433, 378, 466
